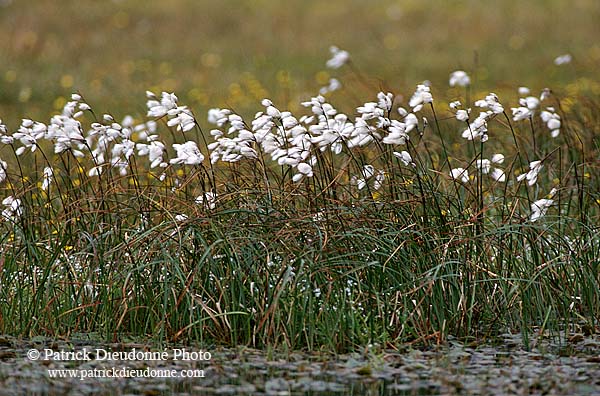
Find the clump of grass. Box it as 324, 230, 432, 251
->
0, 52, 598, 352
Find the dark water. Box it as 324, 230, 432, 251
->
1, 333, 599, 395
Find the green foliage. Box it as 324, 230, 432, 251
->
0, 0, 599, 352
0, 87, 598, 352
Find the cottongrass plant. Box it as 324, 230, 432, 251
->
0, 48, 598, 351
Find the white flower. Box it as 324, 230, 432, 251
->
554, 54, 572, 65
121, 115, 134, 127
170, 141, 204, 165
1, 196, 22, 221
195, 192, 217, 210
41, 166, 53, 191
348, 117, 379, 147
209, 135, 257, 164
61, 101, 79, 118
302, 95, 337, 118
13, 119, 47, 155
476, 159, 491, 174
490, 168, 506, 182
520, 96, 540, 110
530, 197, 553, 222
167, 108, 196, 132
373, 170, 385, 190
326, 46, 349, 69
281, 113, 298, 129
208, 120, 258, 165
511, 106, 533, 121
136, 141, 167, 168
450, 168, 469, 183
46, 113, 87, 157
357, 102, 384, 120
357, 92, 394, 130
491, 153, 505, 164
474, 93, 504, 114
449, 70, 470, 87
175, 214, 188, 222
134, 120, 158, 140
207, 108, 231, 126
112, 139, 135, 161
540, 88, 551, 102
0, 159, 7, 183
540, 107, 561, 138
408, 84, 433, 112
517, 160, 543, 186
377, 92, 394, 112
393, 151, 414, 167
456, 109, 470, 122
461, 111, 490, 141
353, 165, 384, 190
382, 120, 409, 145
312, 211, 326, 222
319, 78, 342, 95
0, 120, 13, 144
475, 155, 505, 182
292, 162, 314, 182
297, 162, 313, 176
147, 91, 178, 118
311, 113, 353, 154
57, 95, 89, 118
513, 95, 541, 120
518, 87, 530, 95
266, 105, 281, 118
404, 113, 418, 133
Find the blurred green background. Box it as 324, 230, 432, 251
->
0, 0, 599, 126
